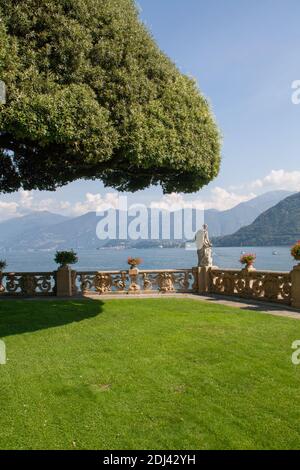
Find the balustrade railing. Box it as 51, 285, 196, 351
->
209, 268, 292, 305
76, 269, 198, 295
0, 266, 298, 309
0, 272, 56, 296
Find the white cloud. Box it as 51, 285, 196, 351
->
0, 191, 73, 221
251, 169, 300, 191
150, 193, 201, 211
0, 191, 126, 221
150, 188, 256, 212
72, 192, 121, 215
18, 193, 68, 215
0, 168, 298, 222
60, 201, 71, 210
0, 201, 19, 219
19, 190, 34, 209
204, 187, 256, 210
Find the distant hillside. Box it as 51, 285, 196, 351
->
0, 190, 295, 251
214, 192, 300, 246
0, 211, 69, 246
3, 210, 189, 250
205, 190, 293, 237
5, 211, 102, 251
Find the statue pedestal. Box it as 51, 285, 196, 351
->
194, 266, 216, 294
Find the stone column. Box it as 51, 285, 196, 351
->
56, 266, 73, 297
291, 264, 300, 309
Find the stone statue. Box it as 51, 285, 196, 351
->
195, 224, 213, 267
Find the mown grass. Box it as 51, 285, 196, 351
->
0, 298, 300, 450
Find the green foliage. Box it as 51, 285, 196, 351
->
291, 241, 300, 259
54, 249, 78, 266
240, 253, 256, 265
0, 259, 7, 271
0, 0, 221, 193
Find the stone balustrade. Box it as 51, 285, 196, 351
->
208, 268, 292, 305
0, 264, 299, 310
75, 269, 198, 295
0, 272, 56, 296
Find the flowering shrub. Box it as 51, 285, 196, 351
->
127, 257, 142, 267
54, 250, 78, 267
240, 253, 256, 265
291, 241, 300, 260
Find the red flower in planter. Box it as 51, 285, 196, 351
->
291, 241, 300, 260
127, 257, 142, 267
240, 253, 256, 265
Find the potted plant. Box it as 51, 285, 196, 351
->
291, 241, 300, 262
54, 250, 78, 269
127, 257, 142, 270
240, 253, 256, 271
0, 260, 7, 272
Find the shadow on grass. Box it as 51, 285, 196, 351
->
0, 298, 104, 338
201, 293, 300, 314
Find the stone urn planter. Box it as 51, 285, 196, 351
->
294, 257, 300, 267
127, 257, 142, 272
127, 257, 142, 293
128, 266, 139, 274
128, 267, 141, 293
128, 264, 139, 271
242, 262, 256, 272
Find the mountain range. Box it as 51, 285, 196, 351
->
204, 190, 292, 236
214, 192, 300, 246
0, 190, 294, 251
0, 211, 69, 247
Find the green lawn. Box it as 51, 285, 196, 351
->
0, 298, 300, 450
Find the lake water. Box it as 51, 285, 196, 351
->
1, 246, 295, 273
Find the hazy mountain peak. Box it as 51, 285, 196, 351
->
214, 192, 300, 246
205, 190, 293, 237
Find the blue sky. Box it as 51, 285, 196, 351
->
1, 0, 300, 219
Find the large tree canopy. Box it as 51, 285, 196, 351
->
0, 0, 221, 194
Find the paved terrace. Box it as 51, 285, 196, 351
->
1, 293, 299, 321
